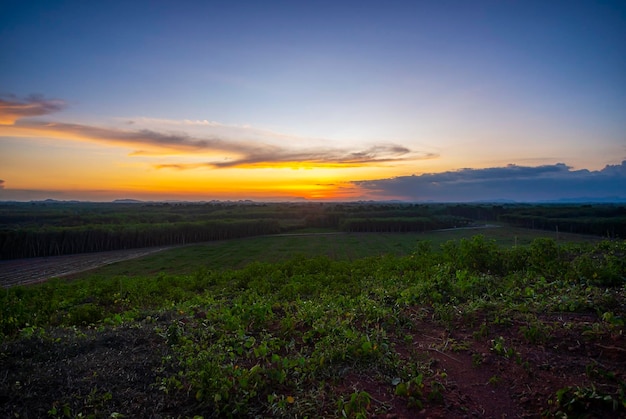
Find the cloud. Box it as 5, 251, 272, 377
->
155, 144, 435, 169
0, 98, 433, 169
0, 179, 4, 189
131, 117, 224, 128
0, 94, 66, 124
210, 143, 430, 168
353, 161, 626, 202
9, 120, 238, 152
129, 116, 336, 148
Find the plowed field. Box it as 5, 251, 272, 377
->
0, 246, 173, 288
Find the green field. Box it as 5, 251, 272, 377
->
76, 225, 601, 279
2, 224, 624, 418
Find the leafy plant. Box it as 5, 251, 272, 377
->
338, 391, 372, 419
394, 374, 425, 409
555, 385, 620, 414
490, 336, 520, 361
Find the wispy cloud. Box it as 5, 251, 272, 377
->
155, 144, 434, 169
12, 120, 243, 153
1, 95, 434, 169
354, 162, 626, 202
0, 95, 66, 124
132, 117, 224, 127
128, 116, 335, 147
0, 179, 4, 189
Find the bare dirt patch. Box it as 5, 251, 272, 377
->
383, 309, 626, 418
0, 246, 174, 288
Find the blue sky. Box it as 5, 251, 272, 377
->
1, 0, 625, 201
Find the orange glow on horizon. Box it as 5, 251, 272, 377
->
0, 113, 433, 202
41, 180, 357, 202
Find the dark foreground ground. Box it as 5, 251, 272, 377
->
2, 308, 624, 418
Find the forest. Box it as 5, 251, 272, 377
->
1, 201, 624, 259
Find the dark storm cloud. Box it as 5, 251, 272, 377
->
354, 162, 626, 202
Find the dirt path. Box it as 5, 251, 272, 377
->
0, 246, 174, 288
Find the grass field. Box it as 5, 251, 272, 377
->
76, 225, 601, 279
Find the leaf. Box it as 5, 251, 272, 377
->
395, 382, 408, 396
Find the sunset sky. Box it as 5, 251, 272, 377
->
1, 0, 625, 202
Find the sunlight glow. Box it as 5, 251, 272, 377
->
1, 0, 624, 202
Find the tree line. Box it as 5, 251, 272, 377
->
338, 216, 469, 233
0, 220, 280, 259
498, 214, 626, 238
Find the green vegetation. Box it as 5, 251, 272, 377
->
73, 226, 600, 279
1, 234, 625, 417
499, 204, 626, 237
1, 201, 622, 259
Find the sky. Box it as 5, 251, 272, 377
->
1, 0, 625, 202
